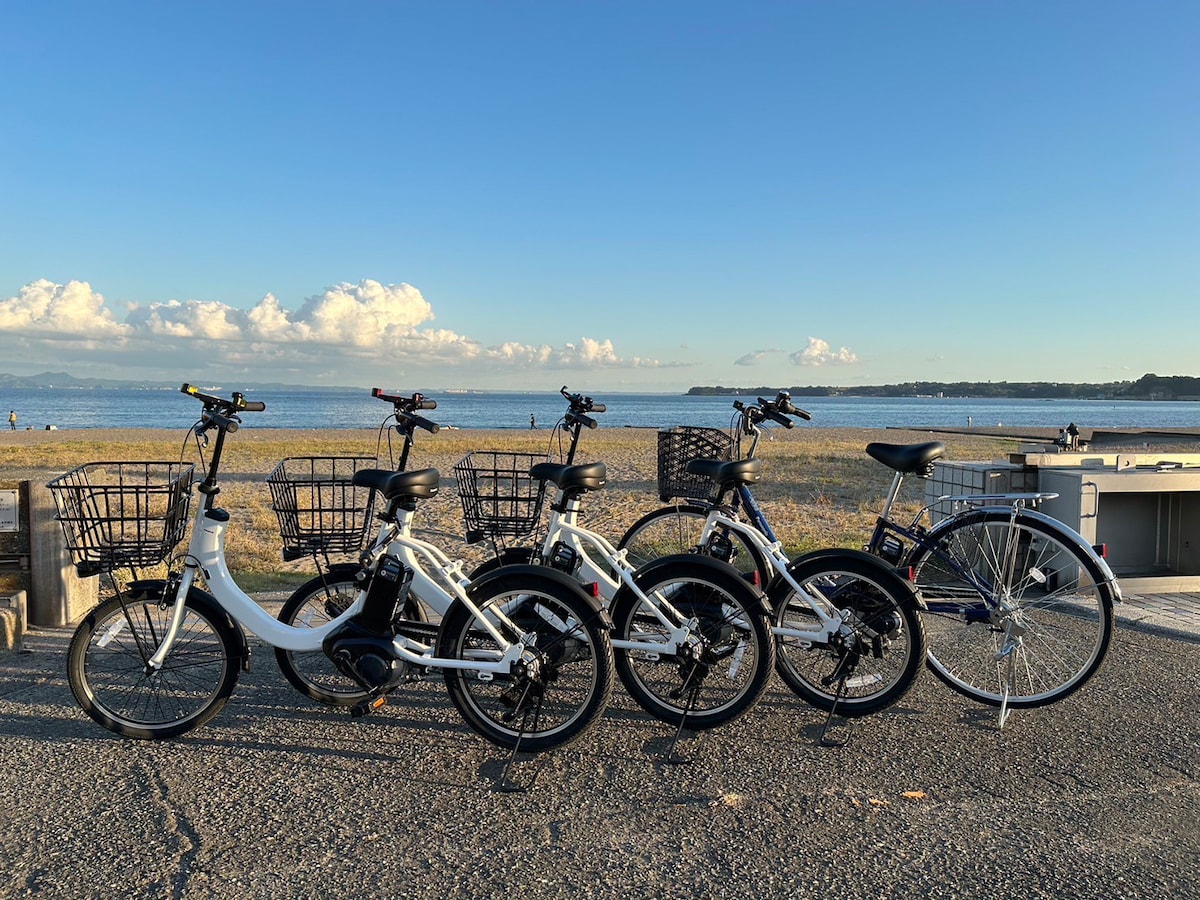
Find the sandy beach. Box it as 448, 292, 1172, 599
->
2, 424, 1067, 585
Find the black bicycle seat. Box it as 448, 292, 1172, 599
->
684, 457, 763, 487
353, 467, 440, 501
529, 461, 607, 493
865, 442, 946, 474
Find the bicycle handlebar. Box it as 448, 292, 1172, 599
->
732, 390, 811, 436
370, 388, 440, 434
770, 392, 812, 421
371, 387, 437, 412
181, 383, 266, 433
560, 386, 605, 426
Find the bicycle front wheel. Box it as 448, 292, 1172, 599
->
619, 505, 769, 586
275, 564, 426, 707
769, 552, 925, 717
610, 555, 775, 730
908, 511, 1114, 708
68, 588, 242, 739
438, 571, 614, 752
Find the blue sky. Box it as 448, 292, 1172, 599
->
2, 1, 1196, 391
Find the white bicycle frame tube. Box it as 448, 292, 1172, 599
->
695, 509, 843, 643
148, 493, 525, 674
542, 500, 698, 651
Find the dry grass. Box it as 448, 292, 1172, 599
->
2, 424, 1026, 589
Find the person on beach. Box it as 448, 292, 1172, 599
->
530, 414, 536, 430
7, 410, 15, 431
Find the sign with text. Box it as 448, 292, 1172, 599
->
0, 490, 17, 532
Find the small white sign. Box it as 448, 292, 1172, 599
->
0, 490, 17, 532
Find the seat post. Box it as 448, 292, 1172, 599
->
879, 471, 906, 521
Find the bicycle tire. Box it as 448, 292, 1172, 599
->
275, 564, 427, 707
618, 505, 770, 586
609, 554, 775, 730
67, 587, 243, 739
438, 568, 614, 752
907, 510, 1114, 708
768, 551, 925, 717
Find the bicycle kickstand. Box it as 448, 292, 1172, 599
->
818, 678, 855, 748
995, 650, 1018, 731
664, 680, 705, 765
497, 689, 545, 793
994, 628, 1025, 731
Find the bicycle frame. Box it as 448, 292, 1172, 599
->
865, 469, 1122, 605
145, 450, 533, 681
540, 498, 723, 653
689, 505, 845, 643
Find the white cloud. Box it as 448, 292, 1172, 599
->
790, 337, 858, 367
0, 279, 128, 336
734, 349, 783, 367
0, 278, 666, 380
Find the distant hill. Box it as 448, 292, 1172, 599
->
687, 374, 1200, 401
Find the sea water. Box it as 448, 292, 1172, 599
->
0, 387, 1197, 433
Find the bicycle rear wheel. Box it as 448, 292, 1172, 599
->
609, 555, 775, 730
439, 570, 614, 752
618, 505, 769, 586
275, 564, 426, 707
908, 511, 1114, 708
769, 552, 925, 717
68, 587, 242, 739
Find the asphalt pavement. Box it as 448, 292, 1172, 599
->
0, 599, 1196, 899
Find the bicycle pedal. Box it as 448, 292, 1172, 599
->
350, 695, 388, 718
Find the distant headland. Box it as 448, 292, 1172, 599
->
686, 373, 1200, 402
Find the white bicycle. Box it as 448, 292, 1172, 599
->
279, 388, 774, 750
618, 392, 928, 735
50, 385, 614, 756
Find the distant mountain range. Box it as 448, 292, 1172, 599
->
688, 373, 1200, 401
0, 371, 361, 392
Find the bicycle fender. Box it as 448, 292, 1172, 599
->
926, 507, 1123, 602
779, 548, 926, 610
623, 552, 773, 618
466, 563, 613, 629
467, 547, 537, 580
126, 579, 253, 670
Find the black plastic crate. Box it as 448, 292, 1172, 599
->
656, 426, 734, 502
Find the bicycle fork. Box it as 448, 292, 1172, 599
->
144, 565, 201, 671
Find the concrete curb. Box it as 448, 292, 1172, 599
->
0, 590, 26, 652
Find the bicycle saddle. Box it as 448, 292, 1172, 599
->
684, 457, 763, 487
352, 467, 440, 501
529, 461, 607, 493
865, 442, 946, 475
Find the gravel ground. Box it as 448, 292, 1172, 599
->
0, 613, 1196, 899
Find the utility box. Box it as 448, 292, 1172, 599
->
927, 453, 1200, 592
924, 461, 1037, 523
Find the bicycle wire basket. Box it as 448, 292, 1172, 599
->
656, 426, 735, 502
453, 451, 549, 545
267, 457, 380, 561
46, 461, 196, 578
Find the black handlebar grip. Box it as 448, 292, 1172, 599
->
768, 410, 795, 428
209, 412, 239, 432
418, 398, 437, 411
590, 402, 606, 414
577, 413, 599, 430
242, 401, 266, 412
795, 408, 813, 421
413, 415, 440, 434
